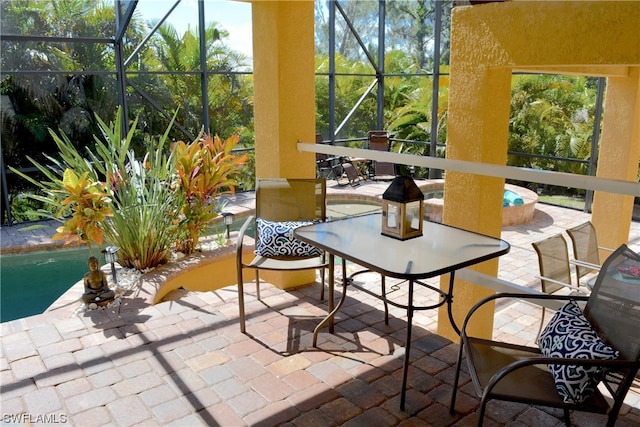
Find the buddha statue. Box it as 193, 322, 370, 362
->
82, 256, 115, 305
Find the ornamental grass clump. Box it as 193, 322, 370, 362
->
88, 111, 182, 269
103, 151, 181, 270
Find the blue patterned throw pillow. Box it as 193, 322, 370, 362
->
539, 299, 619, 404
255, 218, 323, 258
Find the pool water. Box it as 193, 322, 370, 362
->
1, 247, 91, 323
327, 201, 381, 219
1, 203, 382, 323
423, 190, 444, 199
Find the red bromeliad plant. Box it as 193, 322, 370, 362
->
174, 133, 248, 254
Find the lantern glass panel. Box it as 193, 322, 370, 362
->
387, 204, 399, 229
406, 201, 421, 231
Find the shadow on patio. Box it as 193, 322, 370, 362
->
3, 264, 640, 426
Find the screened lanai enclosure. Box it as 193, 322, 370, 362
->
0, 0, 627, 225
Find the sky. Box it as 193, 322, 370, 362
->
133, 0, 253, 59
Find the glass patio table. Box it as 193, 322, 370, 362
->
294, 213, 510, 410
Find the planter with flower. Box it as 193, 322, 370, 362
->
11, 107, 248, 312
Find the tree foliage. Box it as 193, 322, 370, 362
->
1, 0, 118, 169
2, 0, 613, 224
509, 74, 596, 175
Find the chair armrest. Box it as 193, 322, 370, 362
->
535, 275, 590, 294
568, 247, 616, 271
460, 293, 590, 338
236, 215, 255, 264
494, 355, 638, 373
569, 259, 601, 271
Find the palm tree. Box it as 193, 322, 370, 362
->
509, 74, 596, 175
1, 0, 122, 167
143, 21, 253, 139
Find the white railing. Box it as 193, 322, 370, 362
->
298, 142, 640, 197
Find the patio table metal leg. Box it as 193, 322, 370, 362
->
313, 258, 348, 346
446, 271, 460, 335
328, 254, 335, 333
400, 279, 415, 411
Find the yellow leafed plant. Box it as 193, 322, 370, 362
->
52, 169, 112, 251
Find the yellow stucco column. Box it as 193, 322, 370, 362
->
251, 0, 317, 288
591, 68, 640, 253
437, 43, 512, 340
438, 1, 640, 341
251, 0, 316, 179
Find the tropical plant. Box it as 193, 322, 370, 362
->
10, 107, 181, 269
9, 164, 112, 255
173, 133, 248, 255
52, 169, 112, 248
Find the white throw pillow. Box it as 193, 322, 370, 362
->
539, 299, 619, 403
254, 218, 323, 257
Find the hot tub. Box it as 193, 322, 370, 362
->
422, 180, 538, 226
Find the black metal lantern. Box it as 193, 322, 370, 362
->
222, 211, 234, 243
381, 176, 424, 240
102, 246, 120, 284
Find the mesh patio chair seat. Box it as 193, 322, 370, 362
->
566, 221, 615, 284
450, 244, 640, 427
236, 178, 329, 333
315, 134, 343, 182
532, 233, 590, 340
316, 152, 343, 181
340, 160, 362, 186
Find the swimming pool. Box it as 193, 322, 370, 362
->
327, 200, 381, 219
1, 247, 91, 323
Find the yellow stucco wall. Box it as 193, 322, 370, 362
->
439, 1, 640, 340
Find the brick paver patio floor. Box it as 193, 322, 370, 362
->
2, 181, 639, 426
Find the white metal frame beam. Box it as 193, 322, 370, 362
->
298, 142, 640, 197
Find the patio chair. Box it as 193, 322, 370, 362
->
340, 159, 362, 187
316, 152, 343, 181
450, 244, 640, 427
315, 134, 344, 182
566, 221, 615, 285
532, 233, 590, 340
236, 178, 329, 333
368, 130, 396, 180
